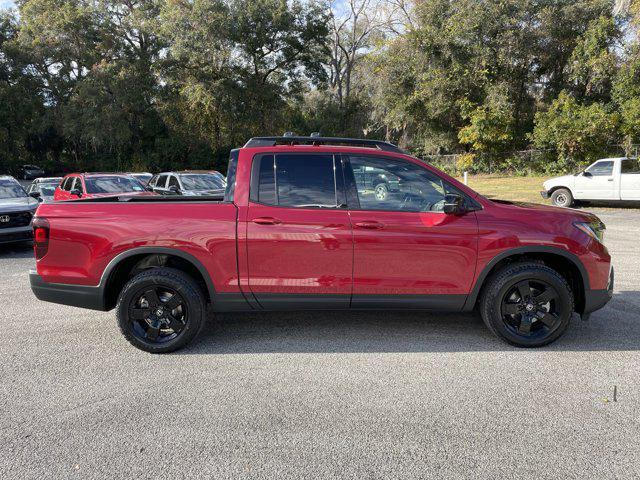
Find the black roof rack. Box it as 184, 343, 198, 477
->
243, 136, 405, 153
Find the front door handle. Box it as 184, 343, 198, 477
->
355, 221, 384, 229
252, 217, 282, 225
607, 178, 614, 182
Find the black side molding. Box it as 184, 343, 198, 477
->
29, 270, 107, 311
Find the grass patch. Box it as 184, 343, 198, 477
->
457, 175, 548, 204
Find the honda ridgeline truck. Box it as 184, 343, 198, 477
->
29, 136, 614, 352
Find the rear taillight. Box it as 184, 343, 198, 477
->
32, 217, 50, 260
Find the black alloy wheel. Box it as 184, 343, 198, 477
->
128, 286, 188, 344
116, 267, 206, 353
500, 279, 562, 338
480, 262, 574, 347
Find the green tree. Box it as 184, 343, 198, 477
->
532, 91, 620, 168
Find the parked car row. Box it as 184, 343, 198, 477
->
0, 170, 228, 246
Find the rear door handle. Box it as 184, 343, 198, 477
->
252, 217, 282, 225
355, 221, 384, 229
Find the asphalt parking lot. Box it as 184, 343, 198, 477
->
1, 208, 639, 479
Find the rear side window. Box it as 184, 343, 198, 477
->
586, 161, 614, 176
251, 154, 340, 208
621, 158, 640, 174
224, 150, 238, 203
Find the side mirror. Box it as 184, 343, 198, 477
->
70, 189, 82, 197
582, 171, 592, 177
29, 191, 41, 199
168, 185, 180, 194
443, 193, 465, 215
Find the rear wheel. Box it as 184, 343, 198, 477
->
480, 263, 574, 347
116, 267, 206, 353
551, 188, 573, 208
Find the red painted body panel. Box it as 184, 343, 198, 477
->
35, 201, 239, 292
350, 210, 478, 295
35, 144, 612, 311
245, 202, 353, 298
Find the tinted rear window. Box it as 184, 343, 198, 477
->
251, 154, 338, 208
621, 158, 640, 174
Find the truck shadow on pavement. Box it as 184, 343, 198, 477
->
184, 291, 640, 354
0, 242, 34, 259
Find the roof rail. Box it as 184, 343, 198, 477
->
243, 136, 405, 153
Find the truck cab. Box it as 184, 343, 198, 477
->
542, 157, 640, 207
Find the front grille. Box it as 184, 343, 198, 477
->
0, 211, 33, 229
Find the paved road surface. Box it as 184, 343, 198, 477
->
1, 209, 639, 479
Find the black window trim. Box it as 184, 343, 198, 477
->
249, 152, 346, 210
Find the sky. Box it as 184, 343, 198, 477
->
1, 0, 15, 9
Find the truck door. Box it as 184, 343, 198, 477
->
343, 154, 478, 310
620, 158, 640, 200
245, 153, 353, 309
574, 160, 617, 200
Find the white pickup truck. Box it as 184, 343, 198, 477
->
541, 157, 640, 207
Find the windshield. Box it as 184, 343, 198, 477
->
84, 176, 145, 194
180, 173, 226, 191
0, 179, 27, 199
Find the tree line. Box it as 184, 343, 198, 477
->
2, 0, 640, 175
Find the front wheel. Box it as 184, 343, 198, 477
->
479, 263, 574, 347
116, 267, 206, 353
551, 188, 573, 208
374, 183, 389, 201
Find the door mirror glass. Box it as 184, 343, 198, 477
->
443, 193, 464, 215
582, 171, 592, 177
168, 185, 180, 194
70, 189, 82, 197
29, 191, 41, 198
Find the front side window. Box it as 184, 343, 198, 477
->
586, 161, 614, 176
168, 176, 180, 188
84, 176, 145, 194
621, 158, 640, 174
251, 154, 339, 208
347, 155, 457, 213
155, 175, 168, 188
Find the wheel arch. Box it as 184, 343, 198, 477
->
548, 185, 573, 196
100, 247, 215, 310
464, 246, 589, 314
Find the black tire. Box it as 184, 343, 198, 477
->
374, 183, 389, 201
479, 262, 574, 347
551, 188, 573, 208
116, 267, 206, 353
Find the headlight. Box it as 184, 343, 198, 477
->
574, 220, 605, 243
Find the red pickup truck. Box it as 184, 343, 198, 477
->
29, 136, 613, 352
